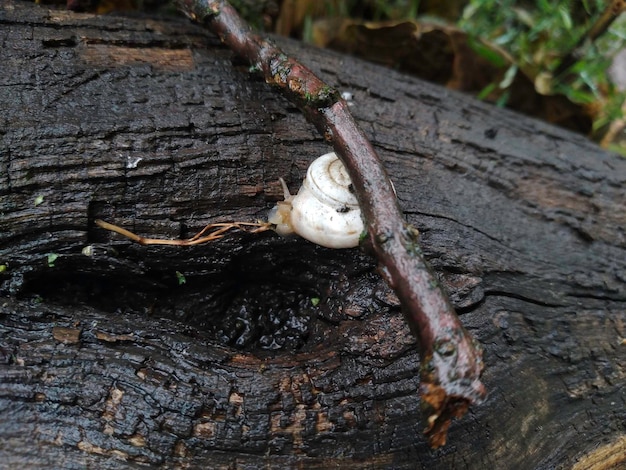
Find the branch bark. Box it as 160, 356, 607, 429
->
174, 0, 485, 447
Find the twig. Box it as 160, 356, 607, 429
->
95, 219, 271, 246
175, 0, 486, 447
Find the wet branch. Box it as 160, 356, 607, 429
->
175, 0, 486, 447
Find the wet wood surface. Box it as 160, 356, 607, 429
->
1, 2, 625, 468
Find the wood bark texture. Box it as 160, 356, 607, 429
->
177, 1, 486, 449
1, 2, 625, 469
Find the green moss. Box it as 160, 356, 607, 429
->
46, 253, 59, 268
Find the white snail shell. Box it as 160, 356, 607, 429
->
268, 152, 364, 248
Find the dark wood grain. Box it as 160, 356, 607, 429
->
1, 1, 625, 468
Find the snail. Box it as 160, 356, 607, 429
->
268, 152, 365, 248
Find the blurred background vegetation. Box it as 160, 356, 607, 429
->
37, 0, 626, 155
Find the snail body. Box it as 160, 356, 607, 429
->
268, 152, 364, 248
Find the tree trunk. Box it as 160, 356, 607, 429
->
1, 2, 625, 468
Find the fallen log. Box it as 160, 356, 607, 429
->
1, 2, 625, 468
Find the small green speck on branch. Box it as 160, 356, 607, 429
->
176, 271, 186, 285
310, 297, 320, 307
34, 195, 44, 207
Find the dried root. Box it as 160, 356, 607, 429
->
95, 219, 271, 246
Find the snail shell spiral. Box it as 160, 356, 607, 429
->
268, 152, 364, 248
